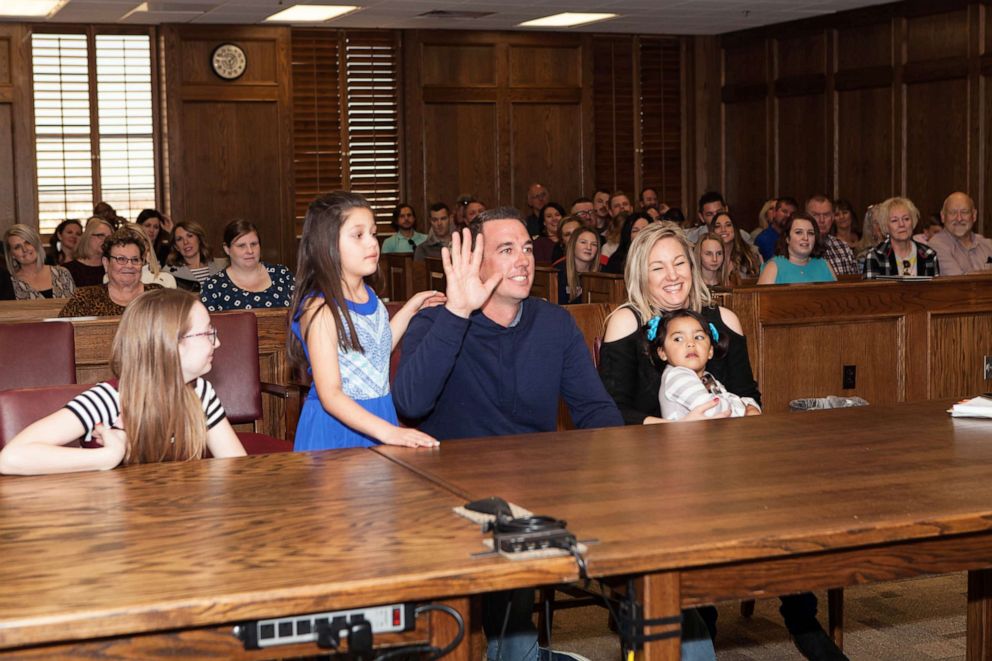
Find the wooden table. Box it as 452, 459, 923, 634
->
0, 449, 577, 659
378, 400, 992, 660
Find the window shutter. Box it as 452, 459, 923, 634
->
291, 29, 343, 233
94, 34, 156, 222
592, 36, 636, 192
344, 30, 400, 225
32, 33, 94, 232
639, 38, 682, 207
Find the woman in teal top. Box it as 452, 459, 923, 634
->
757, 212, 836, 284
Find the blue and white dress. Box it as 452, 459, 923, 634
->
291, 285, 395, 450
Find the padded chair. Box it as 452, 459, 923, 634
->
0, 384, 89, 448
205, 311, 294, 455
0, 321, 76, 391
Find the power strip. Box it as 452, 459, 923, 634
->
237, 603, 414, 649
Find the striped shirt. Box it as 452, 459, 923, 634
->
659, 365, 754, 421
65, 378, 225, 441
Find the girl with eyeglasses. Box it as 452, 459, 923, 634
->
0, 289, 246, 475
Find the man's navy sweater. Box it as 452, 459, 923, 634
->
393, 298, 623, 440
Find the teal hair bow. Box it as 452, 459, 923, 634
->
646, 316, 661, 341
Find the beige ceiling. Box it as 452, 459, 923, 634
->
41, 0, 895, 34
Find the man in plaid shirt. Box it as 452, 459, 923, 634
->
806, 194, 859, 275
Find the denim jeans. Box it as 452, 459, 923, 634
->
483, 590, 716, 661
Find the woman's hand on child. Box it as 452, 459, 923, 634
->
92, 420, 127, 469
442, 228, 502, 318
381, 426, 440, 449
744, 405, 761, 416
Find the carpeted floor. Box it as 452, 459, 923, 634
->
549, 573, 967, 660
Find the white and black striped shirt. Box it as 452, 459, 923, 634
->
65, 378, 226, 441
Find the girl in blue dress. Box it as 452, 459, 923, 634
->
289, 192, 443, 450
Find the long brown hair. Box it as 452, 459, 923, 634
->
564, 227, 601, 299
713, 211, 761, 279
288, 192, 374, 377
112, 289, 207, 464
167, 220, 213, 267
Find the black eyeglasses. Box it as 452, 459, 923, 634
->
107, 255, 143, 266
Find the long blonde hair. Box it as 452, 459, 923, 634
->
78, 216, 115, 261
616, 223, 711, 324
3, 224, 45, 273
112, 289, 207, 464
713, 211, 761, 280
694, 232, 732, 287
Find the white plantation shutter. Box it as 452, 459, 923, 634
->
31, 31, 156, 233
95, 35, 155, 222
32, 33, 93, 231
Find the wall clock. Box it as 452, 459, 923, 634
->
211, 43, 247, 80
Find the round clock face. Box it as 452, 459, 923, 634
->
211, 43, 247, 80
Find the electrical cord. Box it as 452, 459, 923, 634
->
372, 603, 465, 661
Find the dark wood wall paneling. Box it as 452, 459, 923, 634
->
0, 24, 37, 234
705, 0, 990, 234
161, 26, 294, 266
404, 31, 595, 219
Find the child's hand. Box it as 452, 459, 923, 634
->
404, 289, 447, 314
381, 427, 439, 448
744, 405, 761, 416
682, 399, 731, 421
91, 421, 127, 469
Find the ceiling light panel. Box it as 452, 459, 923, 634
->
519, 12, 617, 28
264, 4, 358, 22
0, 0, 67, 17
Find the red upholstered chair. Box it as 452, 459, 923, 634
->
205, 311, 294, 455
0, 321, 76, 391
0, 384, 89, 448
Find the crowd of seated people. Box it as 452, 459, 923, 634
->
4, 182, 992, 661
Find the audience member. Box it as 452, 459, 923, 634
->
65, 216, 113, 287
688, 191, 728, 244
929, 192, 992, 275
695, 232, 727, 288
712, 211, 761, 281
912, 212, 943, 245
556, 226, 601, 305
755, 196, 798, 261
524, 183, 549, 237
60, 227, 164, 317
832, 199, 861, 250
166, 220, 225, 291
136, 208, 172, 266
555, 215, 583, 259
0, 266, 13, 300
640, 186, 667, 214
749, 197, 777, 245
382, 203, 427, 254
598, 220, 842, 661
288, 192, 442, 451
604, 212, 650, 274
453, 194, 472, 230
46, 219, 82, 266
806, 195, 859, 275
0, 288, 245, 475
569, 197, 595, 228
201, 220, 294, 311
414, 202, 453, 262
600, 211, 625, 266
758, 212, 836, 284
92, 201, 118, 226
4, 224, 75, 300
609, 190, 634, 219
393, 207, 643, 661
124, 223, 177, 289
532, 202, 565, 264
661, 207, 686, 224
592, 187, 612, 233
466, 198, 486, 225
864, 197, 939, 278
